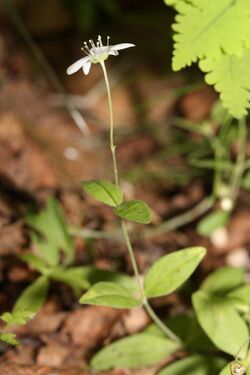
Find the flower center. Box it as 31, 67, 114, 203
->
81, 36, 111, 64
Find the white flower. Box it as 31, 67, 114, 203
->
66, 36, 135, 76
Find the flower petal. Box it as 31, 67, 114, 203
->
111, 43, 135, 51
66, 57, 90, 75
82, 59, 91, 75
108, 49, 119, 56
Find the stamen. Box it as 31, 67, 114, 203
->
98, 35, 103, 47
107, 36, 110, 46
83, 41, 90, 52
81, 47, 90, 56
89, 39, 95, 48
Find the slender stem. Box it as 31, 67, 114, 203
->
101, 59, 180, 343
100, 61, 119, 188
143, 300, 181, 343
230, 118, 247, 203
120, 220, 144, 297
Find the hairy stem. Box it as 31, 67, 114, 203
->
101, 60, 180, 343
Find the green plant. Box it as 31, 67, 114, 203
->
88, 266, 250, 373
16, 197, 134, 316
0, 310, 34, 346
67, 36, 208, 370
163, 0, 249, 238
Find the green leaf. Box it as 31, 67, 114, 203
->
82, 180, 123, 207
172, 0, 250, 71
79, 282, 142, 308
20, 254, 47, 273
200, 51, 250, 119
200, 266, 245, 296
114, 200, 151, 224
164, 0, 190, 11
26, 198, 73, 266
91, 333, 180, 370
0, 333, 19, 346
158, 355, 227, 375
14, 276, 49, 314
228, 284, 250, 304
197, 211, 229, 237
1, 310, 35, 326
227, 284, 250, 312
192, 291, 249, 357
144, 247, 206, 298
81, 267, 137, 293
50, 266, 90, 296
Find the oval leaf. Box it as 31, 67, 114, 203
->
197, 211, 229, 237
144, 247, 206, 298
158, 355, 226, 375
82, 180, 123, 207
91, 333, 180, 370
13, 276, 49, 314
192, 291, 249, 358
114, 200, 151, 224
79, 282, 142, 308
200, 266, 245, 296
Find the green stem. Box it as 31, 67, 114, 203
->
100, 61, 119, 188
230, 118, 247, 203
143, 300, 180, 343
120, 220, 144, 297
100, 59, 180, 343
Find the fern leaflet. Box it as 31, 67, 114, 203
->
171, 0, 250, 71
199, 51, 250, 119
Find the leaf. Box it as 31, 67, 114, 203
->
14, 276, 49, 314
50, 266, 90, 296
0, 333, 19, 346
1, 310, 35, 326
82, 267, 137, 293
20, 254, 47, 273
158, 355, 227, 375
200, 51, 250, 118
197, 211, 229, 237
26, 198, 73, 266
227, 284, 250, 312
114, 200, 151, 224
172, 0, 250, 71
79, 282, 142, 308
200, 266, 245, 296
144, 247, 206, 298
82, 180, 123, 207
228, 284, 250, 304
192, 291, 249, 357
91, 333, 180, 370
164, 0, 191, 11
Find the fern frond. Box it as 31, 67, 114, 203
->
172, 0, 250, 71
0, 333, 19, 346
1, 309, 35, 326
199, 51, 250, 119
